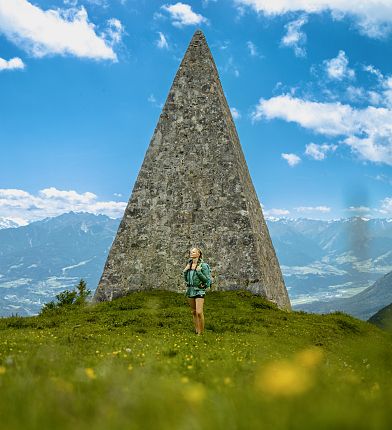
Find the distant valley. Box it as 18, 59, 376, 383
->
1, 213, 392, 318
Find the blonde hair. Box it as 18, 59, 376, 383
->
190, 247, 203, 259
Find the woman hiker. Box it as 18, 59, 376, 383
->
183, 247, 212, 335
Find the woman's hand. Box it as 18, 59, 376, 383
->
184, 263, 191, 271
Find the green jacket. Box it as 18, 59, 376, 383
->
183, 259, 211, 297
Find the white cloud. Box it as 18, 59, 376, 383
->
280, 15, 308, 57
161, 2, 208, 28
369, 173, 392, 186
246, 40, 258, 56
281, 153, 301, 166
221, 55, 240, 77
350, 64, 391, 107
367, 90, 384, 106
39, 187, 97, 202
0, 187, 126, 222
156, 31, 169, 49
362, 65, 392, 107
251, 94, 353, 135
148, 94, 157, 104
148, 93, 163, 108
235, 0, 392, 38
64, 0, 112, 8
0, 56, 25, 71
0, 0, 120, 60
345, 206, 371, 213
295, 206, 331, 213
201, 0, 217, 6
305, 142, 337, 160
382, 76, 392, 108
264, 208, 290, 216
345, 86, 366, 103
104, 18, 124, 46
363, 64, 384, 82
230, 107, 241, 120
324, 50, 355, 80
379, 197, 392, 214
252, 94, 392, 165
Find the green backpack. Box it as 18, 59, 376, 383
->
201, 262, 214, 289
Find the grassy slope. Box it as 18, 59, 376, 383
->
368, 302, 392, 331
0, 290, 391, 430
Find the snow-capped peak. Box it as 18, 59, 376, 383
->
0, 217, 28, 230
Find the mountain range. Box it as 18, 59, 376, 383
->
0, 212, 119, 316
1, 212, 392, 318
295, 270, 392, 320
368, 300, 392, 331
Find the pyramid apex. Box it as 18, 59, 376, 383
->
189, 29, 208, 45
193, 29, 205, 37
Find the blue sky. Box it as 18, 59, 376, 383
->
1, 0, 392, 223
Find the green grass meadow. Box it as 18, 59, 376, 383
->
0, 290, 391, 430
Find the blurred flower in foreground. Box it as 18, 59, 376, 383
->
85, 368, 97, 380
294, 346, 324, 368
51, 376, 74, 393
182, 383, 206, 406
0, 366, 6, 375
255, 346, 324, 397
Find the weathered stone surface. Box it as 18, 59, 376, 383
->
94, 30, 291, 311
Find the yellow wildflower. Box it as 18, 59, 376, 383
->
85, 368, 96, 380
294, 346, 324, 368
255, 360, 313, 397
183, 383, 206, 406
223, 377, 232, 385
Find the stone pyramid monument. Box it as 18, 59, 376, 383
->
94, 30, 291, 311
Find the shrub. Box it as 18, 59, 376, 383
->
40, 279, 91, 315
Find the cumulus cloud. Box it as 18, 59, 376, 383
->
230, 107, 241, 120
0, 56, 25, 71
362, 66, 392, 108
280, 15, 308, 57
264, 208, 290, 216
0, 0, 121, 60
363, 64, 384, 82
324, 50, 355, 80
104, 17, 124, 46
156, 31, 169, 49
305, 142, 337, 160
295, 206, 331, 213
281, 153, 301, 166
235, 0, 392, 38
252, 94, 392, 165
0, 187, 126, 223
161, 2, 208, 28
379, 197, 392, 214
345, 86, 366, 103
